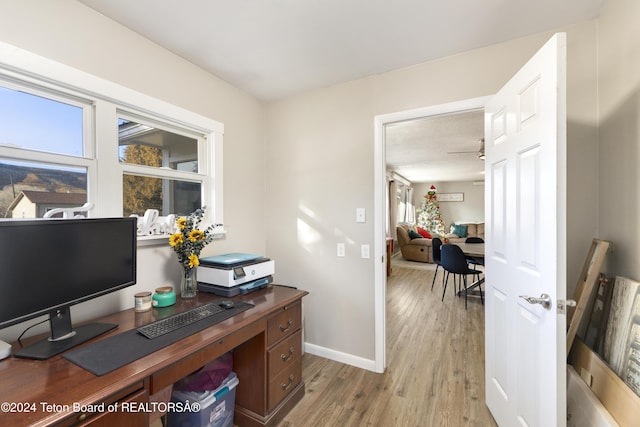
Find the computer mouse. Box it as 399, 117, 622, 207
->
219, 300, 234, 309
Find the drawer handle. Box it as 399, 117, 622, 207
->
280, 374, 295, 390
280, 346, 295, 361
279, 319, 293, 332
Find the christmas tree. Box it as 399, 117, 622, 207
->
417, 185, 446, 236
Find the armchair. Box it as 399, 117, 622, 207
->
396, 223, 433, 263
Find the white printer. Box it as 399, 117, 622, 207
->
197, 253, 274, 296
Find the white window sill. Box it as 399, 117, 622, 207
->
136, 231, 226, 248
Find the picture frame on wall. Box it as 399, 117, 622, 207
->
438, 192, 464, 202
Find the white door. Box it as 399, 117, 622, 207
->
484, 33, 567, 427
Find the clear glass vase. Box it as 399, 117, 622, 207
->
180, 265, 198, 299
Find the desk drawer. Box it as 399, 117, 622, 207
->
58, 384, 147, 427
268, 330, 302, 379
268, 357, 302, 411
266, 300, 301, 346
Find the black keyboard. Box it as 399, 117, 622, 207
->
137, 302, 225, 339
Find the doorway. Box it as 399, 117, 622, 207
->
373, 95, 491, 372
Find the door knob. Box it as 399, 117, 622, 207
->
519, 293, 552, 309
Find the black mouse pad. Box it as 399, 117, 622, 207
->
63, 301, 253, 376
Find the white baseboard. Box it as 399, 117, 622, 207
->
303, 342, 377, 372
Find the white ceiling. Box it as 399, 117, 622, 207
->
386, 110, 485, 183
78, 0, 604, 183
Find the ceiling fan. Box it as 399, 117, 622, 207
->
446, 149, 477, 155
446, 138, 485, 159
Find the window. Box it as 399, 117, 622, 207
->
118, 118, 198, 171
0, 42, 224, 239
118, 116, 207, 217
0, 82, 91, 218
0, 159, 88, 218
0, 84, 85, 157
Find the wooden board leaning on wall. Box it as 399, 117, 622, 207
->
569, 338, 640, 427
567, 239, 640, 427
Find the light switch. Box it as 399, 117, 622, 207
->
337, 243, 346, 257
356, 208, 366, 223
361, 244, 370, 258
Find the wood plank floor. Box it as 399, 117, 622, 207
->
278, 265, 497, 427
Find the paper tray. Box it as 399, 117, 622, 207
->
198, 276, 272, 297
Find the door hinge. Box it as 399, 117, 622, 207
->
557, 299, 576, 314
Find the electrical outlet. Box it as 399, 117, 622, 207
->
337, 243, 346, 257
361, 244, 370, 258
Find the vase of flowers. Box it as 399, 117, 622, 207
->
169, 207, 220, 299
179, 264, 198, 299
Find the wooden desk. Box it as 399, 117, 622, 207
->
0, 285, 307, 427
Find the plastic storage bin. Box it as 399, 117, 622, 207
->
167, 372, 239, 427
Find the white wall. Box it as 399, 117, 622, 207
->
0, 1, 602, 367
412, 182, 484, 228
266, 21, 599, 364
597, 0, 640, 280
0, 0, 266, 341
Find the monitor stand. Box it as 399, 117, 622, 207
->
13, 323, 117, 360
13, 307, 118, 360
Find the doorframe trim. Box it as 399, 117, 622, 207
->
373, 95, 491, 373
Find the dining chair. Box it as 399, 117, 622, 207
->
464, 236, 485, 268
430, 237, 443, 290
440, 244, 483, 309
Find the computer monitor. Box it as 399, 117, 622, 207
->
0, 217, 137, 359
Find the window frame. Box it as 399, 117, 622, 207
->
0, 41, 224, 243
117, 110, 210, 219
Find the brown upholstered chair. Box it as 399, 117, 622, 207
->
396, 223, 433, 263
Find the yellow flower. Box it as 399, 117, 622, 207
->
177, 217, 187, 229
188, 229, 205, 242
188, 253, 199, 268
169, 233, 184, 247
